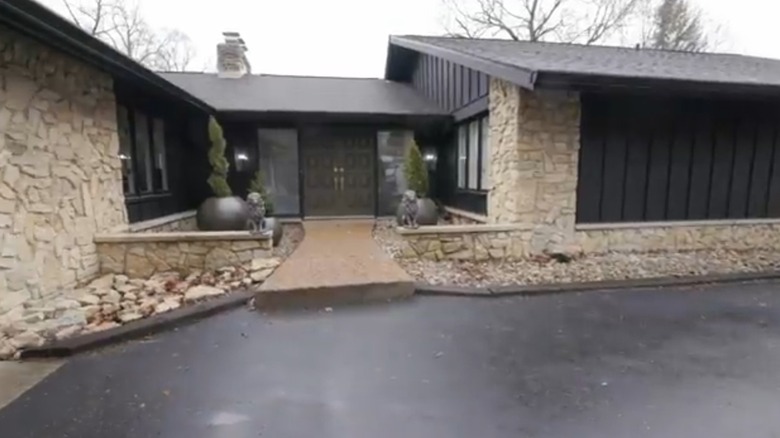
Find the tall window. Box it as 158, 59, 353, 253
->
133, 111, 153, 193
258, 129, 300, 216
480, 116, 490, 190
455, 113, 490, 191
117, 105, 135, 195
152, 118, 169, 191
117, 106, 170, 197
457, 125, 467, 188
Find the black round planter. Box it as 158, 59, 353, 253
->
396, 197, 439, 226
197, 196, 250, 231
262, 217, 284, 246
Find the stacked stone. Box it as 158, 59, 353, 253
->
487, 78, 581, 255
0, 257, 280, 360
1, 25, 127, 330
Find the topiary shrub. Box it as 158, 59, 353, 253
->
404, 140, 429, 197
206, 116, 232, 197
249, 170, 274, 215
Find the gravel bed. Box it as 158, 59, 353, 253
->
373, 220, 780, 287
273, 223, 304, 260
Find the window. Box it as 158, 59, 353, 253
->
133, 111, 153, 193
480, 116, 490, 190
152, 119, 168, 191
468, 119, 480, 189
258, 129, 300, 216
117, 105, 135, 195
455, 113, 490, 191
457, 125, 467, 188
117, 105, 170, 197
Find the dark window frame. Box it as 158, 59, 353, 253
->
119, 105, 171, 200
456, 112, 490, 193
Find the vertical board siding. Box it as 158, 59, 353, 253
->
578, 93, 780, 223
410, 53, 489, 112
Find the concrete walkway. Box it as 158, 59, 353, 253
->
256, 220, 414, 307
0, 360, 62, 410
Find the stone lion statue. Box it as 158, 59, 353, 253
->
246, 191, 266, 234
400, 190, 419, 229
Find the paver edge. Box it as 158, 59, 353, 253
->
19, 291, 255, 359
415, 271, 780, 298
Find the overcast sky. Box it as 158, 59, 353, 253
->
39, 0, 780, 77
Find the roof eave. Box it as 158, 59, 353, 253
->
388, 35, 538, 90
0, 0, 214, 113
535, 71, 780, 98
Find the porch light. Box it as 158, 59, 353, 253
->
118, 153, 131, 160
236, 153, 249, 161
424, 152, 436, 162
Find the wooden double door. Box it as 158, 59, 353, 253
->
302, 128, 376, 216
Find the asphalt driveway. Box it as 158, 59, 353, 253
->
2, 281, 780, 438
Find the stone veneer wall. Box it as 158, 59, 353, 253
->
398, 225, 531, 261
0, 25, 127, 315
487, 78, 580, 253
576, 221, 780, 254
95, 232, 272, 278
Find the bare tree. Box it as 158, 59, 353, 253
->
441, 0, 644, 45
61, 0, 197, 71
647, 0, 709, 51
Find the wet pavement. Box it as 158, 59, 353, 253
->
3, 281, 780, 437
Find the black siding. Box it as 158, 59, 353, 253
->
577, 93, 780, 223
409, 53, 490, 215
410, 53, 489, 115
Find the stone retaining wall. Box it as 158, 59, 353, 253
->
127, 211, 197, 233
0, 24, 126, 316
444, 207, 487, 225
397, 225, 531, 261
95, 232, 272, 278
576, 221, 780, 254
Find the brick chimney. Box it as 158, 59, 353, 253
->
217, 32, 251, 78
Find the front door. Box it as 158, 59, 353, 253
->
302, 128, 376, 217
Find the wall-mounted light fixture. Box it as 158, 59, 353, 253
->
234, 150, 250, 172
422, 148, 438, 171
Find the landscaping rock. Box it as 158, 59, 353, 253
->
113, 274, 129, 288
9, 331, 44, 349
373, 220, 780, 288
0, 224, 303, 361
0, 340, 15, 360
88, 274, 115, 291
83, 305, 101, 322
76, 294, 100, 306
85, 321, 121, 333
55, 325, 82, 340
184, 285, 225, 303
250, 258, 280, 272
101, 290, 122, 305
118, 312, 143, 323
116, 284, 138, 295
250, 268, 275, 283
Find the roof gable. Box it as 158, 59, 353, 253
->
388, 35, 780, 96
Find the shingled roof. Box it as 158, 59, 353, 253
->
388, 35, 780, 95
159, 72, 447, 115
